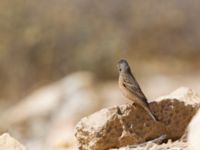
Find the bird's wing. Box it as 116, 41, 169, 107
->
122, 74, 148, 104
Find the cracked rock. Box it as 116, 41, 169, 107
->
75, 87, 200, 150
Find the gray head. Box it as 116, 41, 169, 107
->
117, 59, 131, 73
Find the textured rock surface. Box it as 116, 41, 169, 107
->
0, 133, 26, 150
112, 139, 188, 150
75, 87, 200, 150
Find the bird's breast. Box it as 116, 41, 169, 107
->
119, 76, 136, 101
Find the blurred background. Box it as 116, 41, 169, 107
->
0, 0, 200, 149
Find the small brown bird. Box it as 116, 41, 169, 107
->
117, 59, 157, 121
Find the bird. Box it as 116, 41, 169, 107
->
117, 58, 157, 121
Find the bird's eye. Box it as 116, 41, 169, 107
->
119, 68, 121, 72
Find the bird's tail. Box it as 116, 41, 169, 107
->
143, 105, 157, 121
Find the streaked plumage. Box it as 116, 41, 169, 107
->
117, 59, 157, 121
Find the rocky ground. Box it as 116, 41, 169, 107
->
75, 87, 200, 150
0, 72, 125, 150
1, 72, 200, 150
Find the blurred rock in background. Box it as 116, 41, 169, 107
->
0, 133, 26, 150
0, 72, 125, 150
188, 108, 200, 150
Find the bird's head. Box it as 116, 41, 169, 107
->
117, 59, 131, 73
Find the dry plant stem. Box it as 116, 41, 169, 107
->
128, 134, 167, 148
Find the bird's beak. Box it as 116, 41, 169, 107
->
117, 64, 122, 73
